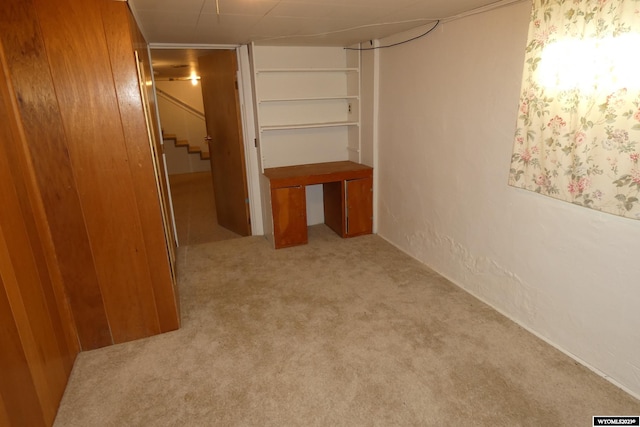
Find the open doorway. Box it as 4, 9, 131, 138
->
168, 171, 240, 245
150, 47, 251, 246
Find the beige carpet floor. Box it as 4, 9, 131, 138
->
54, 225, 640, 426
169, 172, 241, 246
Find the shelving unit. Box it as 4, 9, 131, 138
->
250, 45, 361, 170
249, 45, 367, 245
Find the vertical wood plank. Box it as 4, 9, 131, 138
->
0, 229, 55, 424
0, 37, 79, 372
0, 394, 11, 427
35, 0, 161, 342
0, 0, 112, 350
129, 16, 181, 327
0, 124, 54, 426
0, 33, 81, 425
128, 10, 179, 274
100, 1, 179, 332
0, 275, 46, 427
0, 106, 67, 425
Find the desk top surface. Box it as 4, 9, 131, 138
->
264, 161, 373, 187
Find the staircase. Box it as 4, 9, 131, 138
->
163, 133, 210, 161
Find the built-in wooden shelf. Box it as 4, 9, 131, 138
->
260, 121, 359, 131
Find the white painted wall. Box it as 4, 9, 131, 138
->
156, 80, 210, 175
156, 80, 204, 111
374, 2, 640, 398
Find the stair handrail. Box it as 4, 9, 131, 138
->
156, 88, 206, 121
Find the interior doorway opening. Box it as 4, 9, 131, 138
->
168, 171, 240, 245
149, 46, 260, 246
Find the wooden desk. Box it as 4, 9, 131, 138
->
263, 161, 373, 249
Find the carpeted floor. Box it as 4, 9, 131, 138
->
54, 225, 640, 426
169, 172, 241, 246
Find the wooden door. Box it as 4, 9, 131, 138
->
346, 177, 373, 237
198, 50, 251, 236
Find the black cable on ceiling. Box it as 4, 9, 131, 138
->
345, 20, 440, 51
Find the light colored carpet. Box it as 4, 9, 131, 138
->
169, 172, 241, 246
54, 225, 640, 426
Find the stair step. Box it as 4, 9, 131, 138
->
163, 133, 209, 161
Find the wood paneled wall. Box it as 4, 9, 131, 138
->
0, 39, 79, 426
1, 0, 112, 349
37, 0, 167, 343
0, 0, 180, 425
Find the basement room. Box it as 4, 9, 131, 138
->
1, 0, 639, 425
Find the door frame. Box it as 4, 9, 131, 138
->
148, 43, 264, 237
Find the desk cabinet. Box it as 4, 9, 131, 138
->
265, 161, 373, 249
346, 176, 373, 236
323, 176, 373, 238
272, 185, 308, 248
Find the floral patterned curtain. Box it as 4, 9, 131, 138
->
508, 0, 640, 220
